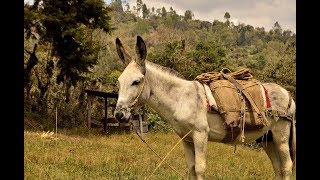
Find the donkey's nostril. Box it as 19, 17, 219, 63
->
115, 112, 124, 120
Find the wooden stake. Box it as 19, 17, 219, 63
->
55, 107, 58, 137
139, 114, 144, 139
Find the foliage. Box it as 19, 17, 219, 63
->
142, 3, 150, 19
224, 12, 230, 19
147, 113, 173, 132
24, 0, 114, 103
110, 0, 123, 12
184, 10, 193, 21
24, 1, 296, 131
188, 41, 226, 71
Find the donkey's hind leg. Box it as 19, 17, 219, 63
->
270, 119, 293, 180
262, 141, 282, 179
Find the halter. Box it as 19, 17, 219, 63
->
115, 78, 146, 115
129, 78, 146, 109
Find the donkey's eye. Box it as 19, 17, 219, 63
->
131, 80, 140, 86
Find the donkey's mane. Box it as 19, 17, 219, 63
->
146, 61, 185, 79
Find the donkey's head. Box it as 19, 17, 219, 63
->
114, 36, 150, 123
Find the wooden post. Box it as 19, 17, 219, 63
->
104, 97, 108, 132
55, 107, 58, 135
87, 95, 92, 128
142, 106, 146, 121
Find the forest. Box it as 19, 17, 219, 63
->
24, 0, 296, 131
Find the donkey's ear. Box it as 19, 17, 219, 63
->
135, 36, 147, 67
116, 37, 132, 65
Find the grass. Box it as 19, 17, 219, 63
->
24, 129, 293, 180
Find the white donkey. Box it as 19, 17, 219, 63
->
114, 36, 296, 180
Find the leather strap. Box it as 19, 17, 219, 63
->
220, 71, 268, 126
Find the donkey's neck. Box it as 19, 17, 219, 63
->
145, 61, 195, 122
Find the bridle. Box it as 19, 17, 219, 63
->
115, 78, 146, 114
129, 78, 146, 109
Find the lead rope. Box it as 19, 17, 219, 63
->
146, 129, 192, 180
128, 79, 185, 178
132, 120, 187, 179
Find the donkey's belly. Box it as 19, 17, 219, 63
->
207, 113, 272, 144
231, 126, 270, 144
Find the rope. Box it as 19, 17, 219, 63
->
195, 68, 253, 84
146, 130, 193, 180
132, 123, 186, 178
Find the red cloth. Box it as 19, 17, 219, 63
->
261, 84, 271, 108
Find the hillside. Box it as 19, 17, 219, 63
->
24, 0, 295, 130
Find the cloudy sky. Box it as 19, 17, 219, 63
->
25, 0, 296, 32
123, 0, 296, 32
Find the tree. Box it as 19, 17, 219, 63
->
161, 7, 167, 17
273, 21, 282, 30
156, 8, 161, 16
224, 12, 230, 20
169, 7, 174, 13
224, 12, 231, 26
269, 21, 284, 42
136, 0, 143, 17
34, 48, 54, 115
189, 41, 226, 69
132, 6, 137, 16
151, 7, 155, 15
124, 3, 130, 12
142, 3, 150, 19
184, 10, 193, 21
272, 21, 282, 36
24, 0, 113, 103
110, 0, 123, 12
24, 44, 39, 110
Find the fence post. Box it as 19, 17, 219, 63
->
104, 97, 108, 132
87, 95, 92, 128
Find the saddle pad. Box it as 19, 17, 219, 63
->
204, 84, 218, 112
209, 79, 267, 131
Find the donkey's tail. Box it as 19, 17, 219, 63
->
289, 105, 296, 172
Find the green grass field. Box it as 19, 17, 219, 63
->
25, 129, 293, 179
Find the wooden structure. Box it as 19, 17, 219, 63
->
84, 89, 148, 133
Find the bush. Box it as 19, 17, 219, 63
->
56, 102, 85, 128
147, 113, 173, 132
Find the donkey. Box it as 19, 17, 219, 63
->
113, 36, 296, 180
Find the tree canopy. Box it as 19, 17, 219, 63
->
24, 1, 295, 130
24, 0, 113, 103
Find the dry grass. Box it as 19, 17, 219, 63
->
24, 130, 291, 179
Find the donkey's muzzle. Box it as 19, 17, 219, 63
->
115, 111, 124, 121
114, 107, 131, 123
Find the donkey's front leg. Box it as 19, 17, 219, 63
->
182, 140, 196, 179
193, 131, 208, 180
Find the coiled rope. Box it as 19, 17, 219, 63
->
195, 68, 253, 83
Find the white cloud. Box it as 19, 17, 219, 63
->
127, 0, 296, 32
24, 0, 34, 5
24, 0, 295, 32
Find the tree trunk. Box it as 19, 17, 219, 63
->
24, 44, 38, 111
25, 83, 32, 111
24, 44, 38, 88
65, 79, 72, 103
35, 65, 51, 115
